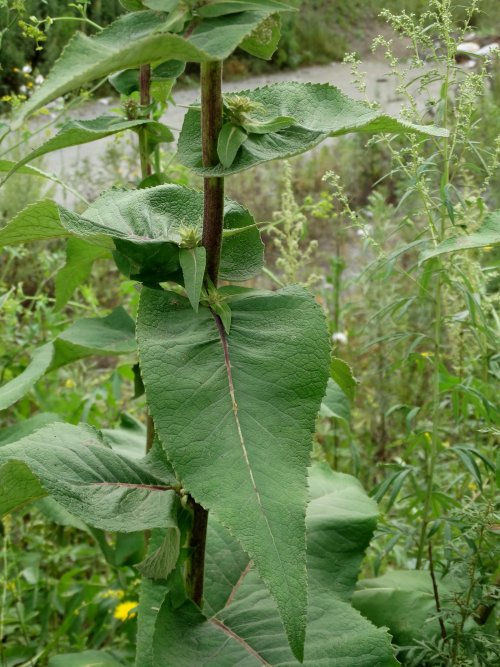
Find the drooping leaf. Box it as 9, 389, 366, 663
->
55, 238, 110, 311
48, 650, 125, 667
137, 286, 330, 661
0, 308, 136, 410
152, 465, 397, 666
420, 211, 500, 262
179, 246, 206, 311
217, 123, 248, 168
0, 343, 53, 411
0, 422, 179, 532
320, 378, 351, 423
3, 116, 167, 182
0, 186, 263, 283
178, 82, 448, 176
13, 9, 292, 126
330, 356, 358, 402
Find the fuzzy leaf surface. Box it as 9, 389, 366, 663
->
137, 286, 330, 660
13, 10, 288, 125
0, 423, 179, 532
152, 465, 397, 666
178, 82, 448, 175
420, 211, 500, 262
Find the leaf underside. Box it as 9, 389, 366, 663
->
0, 422, 178, 532
137, 286, 330, 660
178, 82, 448, 176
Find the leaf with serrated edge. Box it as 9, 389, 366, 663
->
137, 286, 330, 661
13, 10, 290, 126
152, 465, 398, 666
0, 423, 179, 532
420, 210, 500, 262
178, 82, 448, 176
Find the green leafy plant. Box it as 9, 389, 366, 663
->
0, 1, 447, 663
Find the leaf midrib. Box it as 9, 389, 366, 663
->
211, 311, 294, 599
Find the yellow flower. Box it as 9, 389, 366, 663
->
468, 481, 478, 492
64, 378, 76, 389
483, 246, 493, 252
114, 601, 138, 621
420, 351, 433, 358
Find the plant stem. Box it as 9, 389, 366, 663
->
185, 60, 224, 606
416, 48, 451, 570
138, 64, 152, 181
201, 61, 224, 282
137, 63, 155, 455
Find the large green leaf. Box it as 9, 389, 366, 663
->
0, 307, 136, 410
3, 116, 171, 182
420, 211, 500, 262
353, 570, 459, 646
13, 9, 290, 126
0, 422, 179, 532
137, 286, 330, 661
0, 186, 263, 282
152, 465, 398, 666
178, 82, 448, 176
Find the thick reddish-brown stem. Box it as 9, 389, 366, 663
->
185, 60, 224, 607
